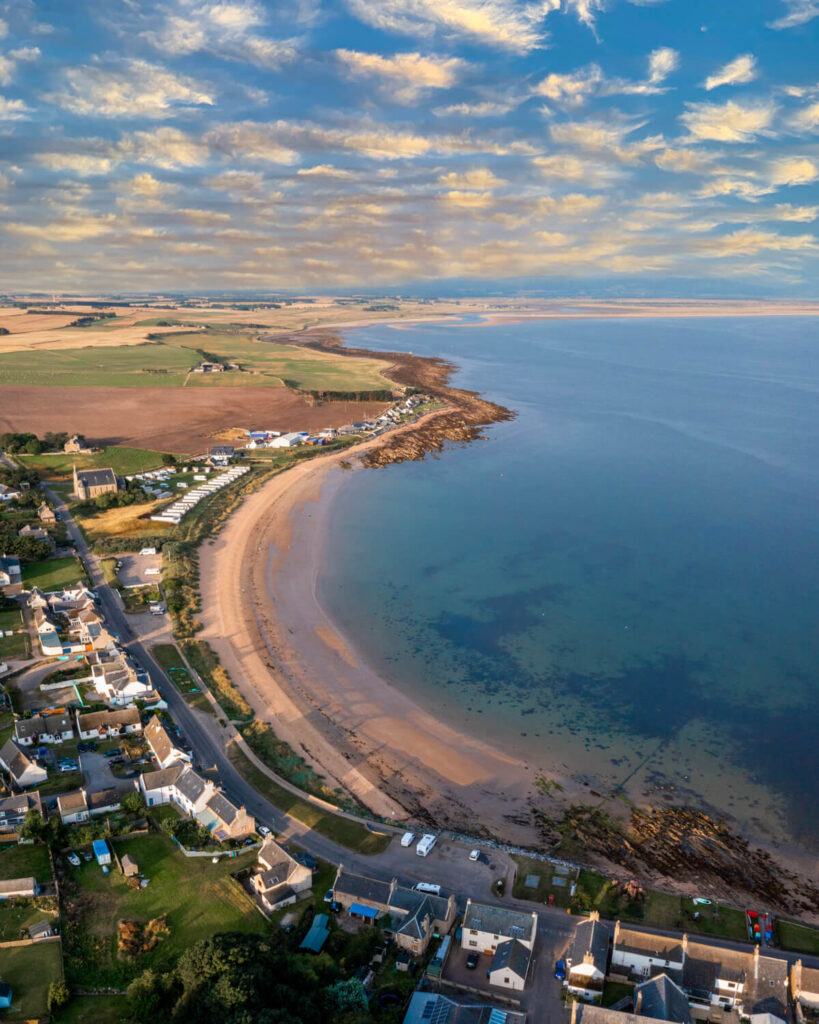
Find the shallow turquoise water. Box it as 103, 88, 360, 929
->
318, 317, 819, 844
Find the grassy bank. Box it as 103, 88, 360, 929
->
227, 744, 391, 856
181, 640, 252, 720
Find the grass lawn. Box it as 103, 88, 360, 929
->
21, 555, 85, 592
38, 770, 84, 797
602, 982, 634, 1008
54, 995, 131, 1024
62, 831, 264, 988
684, 904, 749, 943
0, 842, 52, 883
0, 711, 15, 745
150, 643, 199, 694
0, 608, 23, 632
121, 584, 161, 613
18, 446, 171, 481
0, 630, 28, 659
228, 744, 391, 856
511, 854, 575, 908
576, 870, 646, 923
643, 891, 685, 931
0, 900, 51, 941
0, 939, 63, 1021
777, 920, 819, 954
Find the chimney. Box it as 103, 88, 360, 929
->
613, 921, 621, 946
682, 933, 688, 960
791, 960, 802, 1002
590, 910, 600, 923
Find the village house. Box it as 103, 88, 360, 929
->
634, 974, 692, 1024
91, 652, 153, 705
0, 555, 22, 589
571, 1002, 684, 1024
69, 606, 115, 651
488, 938, 534, 992
0, 739, 48, 788
18, 523, 54, 548
566, 911, 610, 1002
75, 706, 143, 740
684, 940, 788, 1019
14, 711, 74, 746
332, 867, 457, 957
250, 837, 313, 912
792, 961, 819, 1012
0, 484, 22, 504
72, 466, 119, 501
64, 435, 97, 454
57, 789, 89, 825
89, 788, 121, 817
135, 764, 255, 841
194, 361, 225, 373
144, 715, 191, 770
612, 923, 686, 980
0, 792, 43, 834
461, 899, 537, 956
0, 877, 37, 900
33, 607, 59, 636
403, 994, 526, 1024
37, 502, 57, 525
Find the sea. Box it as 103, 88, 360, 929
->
316, 316, 819, 847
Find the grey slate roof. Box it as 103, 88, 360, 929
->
174, 767, 209, 804
569, 917, 611, 976
334, 870, 391, 906
491, 939, 532, 982
206, 790, 239, 825
617, 927, 685, 963
75, 468, 117, 488
462, 900, 535, 942
140, 766, 182, 790
636, 973, 691, 1023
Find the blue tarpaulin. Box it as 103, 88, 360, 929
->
299, 913, 330, 953
349, 903, 379, 919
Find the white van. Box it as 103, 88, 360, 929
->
400, 832, 415, 848
140, 547, 157, 556
413, 882, 441, 896
416, 834, 437, 857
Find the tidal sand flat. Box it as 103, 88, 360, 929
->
316, 316, 819, 853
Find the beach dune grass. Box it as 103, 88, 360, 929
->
0, 940, 62, 1021
21, 555, 86, 592
228, 744, 391, 856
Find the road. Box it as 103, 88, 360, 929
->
42, 485, 819, 993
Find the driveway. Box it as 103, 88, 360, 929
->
80, 751, 129, 794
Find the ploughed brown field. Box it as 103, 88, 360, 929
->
0, 386, 388, 455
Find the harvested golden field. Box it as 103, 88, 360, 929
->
80, 500, 170, 540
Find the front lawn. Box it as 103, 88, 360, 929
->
0, 939, 63, 1021
150, 643, 198, 694
0, 900, 51, 941
777, 919, 819, 955
54, 994, 131, 1024
0, 842, 52, 883
511, 854, 575, 908
62, 832, 264, 988
0, 630, 28, 659
21, 555, 86, 592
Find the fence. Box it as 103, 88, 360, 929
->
169, 835, 261, 858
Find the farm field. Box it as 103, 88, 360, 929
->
21, 555, 85, 592
77, 501, 170, 544
18, 446, 170, 480
62, 833, 265, 988
0, 939, 63, 1021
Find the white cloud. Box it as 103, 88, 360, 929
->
654, 146, 717, 173
179, 208, 231, 225
144, 1, 297, 70
564, 0, 606, 32
344, 0, 560, 54
335, 50, 465, 103
0, 95, 29, 119
37, 152, 113, 175
704, 54, 757, 91
5, 211, 116, 241
438, 167, 505, 188
0, 19, 7, 39
768, 155, 818, 186
680, 99, 776, 142
697, 228, 817, 257
296, 164, 354, 178
771, 203, 818, 221
768, 0, 819, 28
117, 127, 211, 169
115, 172, 177, 208
440, 189, 494, 208
602, 46, 679, 96
537, 193, 605, 215
790, 101, 819, 132
46, 59, 214, 119
535, 64, 602, 107
205, 170, 266, 192
0, 44, 38, 86
433, 98, 520, 117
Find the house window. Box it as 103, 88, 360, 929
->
469, 941, 477, 948
504, 977, 510, 985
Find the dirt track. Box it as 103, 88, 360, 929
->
0, 386, 388, 454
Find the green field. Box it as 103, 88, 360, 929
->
0, 842, 52, 883
511, 855, 576, 907
228, 744, 391, 856
0, 939, 63, 1021
150, 643, 200, 695
0, 331, 390, 393
777, 919, 819, 954
63, 832, 265, 987
21, 555, 85, 592
0, 607, 27, 659
18, 446, 170, 479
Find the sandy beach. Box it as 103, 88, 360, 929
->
198, 420, 580, 841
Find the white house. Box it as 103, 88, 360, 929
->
136, 765, 255, 841
566, 912, 610, 1002
0, 555, 22, 588
57, 789, 89, 825
488, 939, 533, 992
0, 739, 48, 788
461, 900, 537, 956
144, 715, 191, 770
75, 706, 142, 740
250, 837, 313, 912
91, 654, 153, 705
269, 433, 303, 448
612, 923, 685, 980
14, 712, 74, 746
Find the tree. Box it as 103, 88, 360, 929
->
47, 981, 70, 1012
121, 791, 146, 815
23, 438, 42, 455
19, 809, 46, 842
161, 453, 177, 466
323, 980, 367, 1016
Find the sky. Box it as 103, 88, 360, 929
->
1, 0, 818, 294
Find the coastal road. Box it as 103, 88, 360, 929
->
44, 487, 819, 991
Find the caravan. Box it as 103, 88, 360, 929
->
415, 834, 437, 857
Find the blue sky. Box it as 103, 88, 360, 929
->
1, 0, 818, 293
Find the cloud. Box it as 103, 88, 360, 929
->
654, 146, 717, 173
537, 193, 605, 215
37, 152, 113, 174
433, 97, 521, 117
438, 167, 505, 188
344, 0, 559, 54
440, 189, 494, 208
790, 101, 819, 132
680, 99, 776, 142
335, 50, 465, 103
0, 43, 39, 86
115, 172, 177, 209
768, 155, 818, 186
5, 211, 116, 241
535, 64, 602, 107
704, 54, 757, 91
767, 0, 819, 28
296, 164, 354, 178
697, 228, 817, 257
144, 1, 297, 70
771, 203, 818, 221
178, 208, 231, 225
117, 127, 211, 168
205, 170, 266, 192
601, 46, 679, 96
46, 59, 214, 119
564, 0, 606, 32
0, 95, 29, 119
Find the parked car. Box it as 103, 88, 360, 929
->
466, 952, 479, 970
104, 749, 121, 758
257, 824, 271, 838
323, 889, 334, 904
469, 849, 481, 862
555, 960, 566, 981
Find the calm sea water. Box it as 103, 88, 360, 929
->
318, 317, 819, 844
